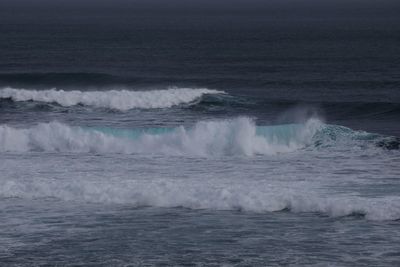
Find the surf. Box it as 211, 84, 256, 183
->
0, 117, 396, 156
1, 174, 399, 221
0, 87, 225, 110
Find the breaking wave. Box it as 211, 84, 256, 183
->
0, 117, 396, 156
0, 87, 224, 110
1, 178, 399, 221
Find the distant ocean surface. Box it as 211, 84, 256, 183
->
0, 4, 400, 266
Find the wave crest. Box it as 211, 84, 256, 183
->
1, 117, 396, 156
0, 117, 322, 156
0, 87, 224, 110
1, 178, 399, 221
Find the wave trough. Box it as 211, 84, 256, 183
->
0, 87, 224, 110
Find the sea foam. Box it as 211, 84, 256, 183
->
0, 87, 224, 110
0, 117, 322, 156
1, 178, 399, 221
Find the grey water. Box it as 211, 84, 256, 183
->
0, 0, 400, 266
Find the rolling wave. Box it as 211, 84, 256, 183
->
0, 117, 397, 156
1, 176, 399, 221
0, 87, 224, 110
2, 87, 400, 124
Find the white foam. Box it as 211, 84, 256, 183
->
1, 117, 398, 221
0, 87, 224, 110
0, 117, 322, 156
1, 178, 399, 221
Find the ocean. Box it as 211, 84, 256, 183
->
0, 2, 400, 266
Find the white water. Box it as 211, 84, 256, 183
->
1, 116, 398, 221
0, 117, 323, 156
1, 154, 399, 221
0, 87, 224, 110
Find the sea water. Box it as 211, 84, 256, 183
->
0, 2, 400, 266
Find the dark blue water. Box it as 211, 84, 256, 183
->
0, 2, 400, 266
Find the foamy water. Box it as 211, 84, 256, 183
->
0, 87, 224, 110
0, 117, 322, 155
1, 116, 399, 222
1, 88, 399, 266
